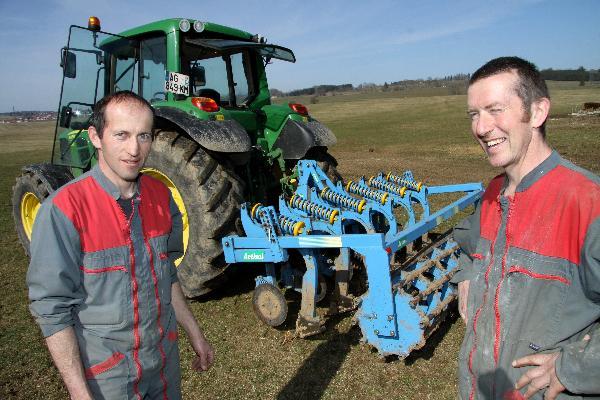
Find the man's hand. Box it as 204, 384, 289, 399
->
171, 282, 215, 373
190, 334, 214, 372
513, 352, 565, 399
458, 280, 470, 324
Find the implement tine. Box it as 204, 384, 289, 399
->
410, 269, 456, 306
419, 293, 457, 329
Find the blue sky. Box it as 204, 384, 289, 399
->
1, 0, 599, 112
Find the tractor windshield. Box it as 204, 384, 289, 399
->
180, 37, 294, 108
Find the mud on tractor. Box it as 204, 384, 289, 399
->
12, 17, 339, 298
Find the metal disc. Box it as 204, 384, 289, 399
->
315, 276, 327, 303
252, 284, 288, 327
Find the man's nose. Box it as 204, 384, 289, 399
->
125, 136, 140, 155
474, 112, 494, 137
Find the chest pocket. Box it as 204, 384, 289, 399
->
78, 250, 129, 327
150, 235, 173, 306
504, 250, 573, 346
465, 239, 492, 323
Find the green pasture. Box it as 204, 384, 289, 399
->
1, 83, 598, 399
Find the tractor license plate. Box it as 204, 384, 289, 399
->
164, 71, 190, 96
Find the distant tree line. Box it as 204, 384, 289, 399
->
285, 84, 354, 97
271, 68, 599, 98
541, 67, 599, 83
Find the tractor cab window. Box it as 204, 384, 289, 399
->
140, 36, 167, 103
181, 39, 255, 108
107, 39, 139, 94
190, 55, 230, 104
230, 53, 250, 104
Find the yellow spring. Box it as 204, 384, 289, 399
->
250, 203, 263, 220
279, 216, 305, 236
369, 176, 407, 197
320, 187, 366, 213
289, 194, 339, 224
345, 180, 388, 205
386, 172, 423, 192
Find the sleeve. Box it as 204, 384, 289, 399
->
26, 199, 84, 338
167, 194, 183, 284
555, 217, 600, 394
450, 201, 482, 284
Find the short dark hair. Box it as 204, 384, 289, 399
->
469, 57, 550, 136
90, 91, 154, 138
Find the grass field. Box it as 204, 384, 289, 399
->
1, 83, 599, 399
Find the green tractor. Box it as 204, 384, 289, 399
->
12, 17, 340, 297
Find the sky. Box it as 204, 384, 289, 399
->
1, 0, 599, 112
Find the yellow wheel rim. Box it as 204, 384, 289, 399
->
21, 192, 41, 241
141, 168, 188, 267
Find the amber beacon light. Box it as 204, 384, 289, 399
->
88, 16, 101, 31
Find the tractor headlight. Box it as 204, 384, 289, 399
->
193, 21, 205, 32
179, 19, 191, 32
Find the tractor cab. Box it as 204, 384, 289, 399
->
54, 17, 308, 179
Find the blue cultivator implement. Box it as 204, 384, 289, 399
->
222, 161, 483, 357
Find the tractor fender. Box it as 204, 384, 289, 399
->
22, 163, 73, 191
155, 107, 251, 153
273, 119, 337, 160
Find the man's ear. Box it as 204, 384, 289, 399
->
530, 97, 550, 129
88, 126, 102, 150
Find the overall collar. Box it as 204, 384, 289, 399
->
501, 150, 560, 194
91, 165, 141, 201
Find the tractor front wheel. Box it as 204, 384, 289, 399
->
12, 167, 53, 256
144, 130, 245, 298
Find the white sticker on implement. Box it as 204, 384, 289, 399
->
298, 236, 342, 248
164, 71, 189, 96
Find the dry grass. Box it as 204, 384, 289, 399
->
1, 83, 598, 399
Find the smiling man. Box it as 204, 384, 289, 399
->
27, 91, 214, 399
452, 57, 600, 399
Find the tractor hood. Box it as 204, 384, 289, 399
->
185, 38, 296, 62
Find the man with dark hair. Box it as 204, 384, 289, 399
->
453, 57, 600, 399
89, 90, 156, 138
27, 91, 214, 399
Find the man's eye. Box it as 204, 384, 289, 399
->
468, 112, 479, 121
138, 133, 152, 142
490, 108, 504, 115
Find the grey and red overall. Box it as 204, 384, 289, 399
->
452, 151, 600, 399
28, 166, 184, 399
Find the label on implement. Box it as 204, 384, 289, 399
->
242, 250, 265, 262
164, 71, 189, 96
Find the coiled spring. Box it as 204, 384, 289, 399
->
289, 194, 339, 224
345, 180, 388, 205
368, 176, 407, 197
386, 172, 423, 192
320, 187, 367, 213
279, 216, 305, 236
250, 203, 263, 220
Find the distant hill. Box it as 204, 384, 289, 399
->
272, 68, 600, 98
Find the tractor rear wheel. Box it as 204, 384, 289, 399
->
12, 165, 72, 256
144, 130, 245, 298
305, 147, 342, 183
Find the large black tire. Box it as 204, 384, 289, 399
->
12, 164, 73, 256
145, 130, 245, 298
305, 147, 342, 183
